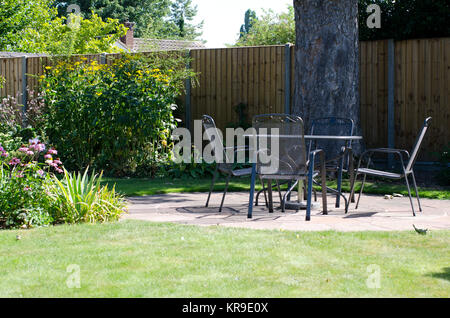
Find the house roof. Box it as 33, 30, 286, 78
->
132, 38, 205, 52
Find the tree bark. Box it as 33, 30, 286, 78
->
293, 0, 361, 150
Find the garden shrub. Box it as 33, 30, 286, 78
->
0, 139, 62, 228
0, 89, 47, 145
41, 53, 194, 177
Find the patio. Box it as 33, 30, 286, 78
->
125, 192, 450, 232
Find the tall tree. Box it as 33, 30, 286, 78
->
54, 0, 172, 37
164, 0, 203, 39
239, 9, 257, 38
292, 0, 361, 145
235, 6, 295, 46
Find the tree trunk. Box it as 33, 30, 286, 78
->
293, 0, 361, 150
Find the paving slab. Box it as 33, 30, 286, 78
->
124, 192, 450, 232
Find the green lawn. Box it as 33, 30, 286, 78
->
0, 220, 448, 297
103, 176, 450, 200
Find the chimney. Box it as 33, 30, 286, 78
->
120, 22, 135, 49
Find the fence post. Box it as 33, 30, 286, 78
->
387, 39, 395, 169
284, 44, 291, 115
21, 56, 28, 126
185, 50, 192, 131
100, 53, 106, 65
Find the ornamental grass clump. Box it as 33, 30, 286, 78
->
50, 168, 126, 224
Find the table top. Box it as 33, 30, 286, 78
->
243, 134, 363, 140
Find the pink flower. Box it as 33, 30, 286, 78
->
18, 146, 29, 152
24, 186, 31, 191
26, 150, 34, 156
55, 168, 63, 174
1, 151, 8, 158
44, 154, 52, 160
9, 157, 20, 166
53, 159, 62, 165
37, 170, 45, 176
48, 148, 58, 155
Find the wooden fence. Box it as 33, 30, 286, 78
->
188, 39, 449, 161
0, 38, 449, 161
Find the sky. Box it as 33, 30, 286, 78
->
192, 0, 293, 48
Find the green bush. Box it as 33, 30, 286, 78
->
50, 168, 126, 224
41, 53, 193, 176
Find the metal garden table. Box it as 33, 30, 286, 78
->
245, 134, 363, 219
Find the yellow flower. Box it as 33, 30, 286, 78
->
96, 92, 102, 96
45, 66, 52, 70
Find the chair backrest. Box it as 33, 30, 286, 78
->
309, 117, 354, 162
253, 114, 307, 176
202, 115, 232, 172
406, 117, 432, 172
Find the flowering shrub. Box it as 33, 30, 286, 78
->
0, 89, 47, 147
0, 139, 62, 228
41, 53, 193, 176
0, 139, 126, 228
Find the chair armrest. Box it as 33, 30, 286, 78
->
358, 148, 409, 170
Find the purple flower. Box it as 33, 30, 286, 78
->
9, 157, 21, 166
29, 138, 40, 145
26, 150, 34, 156
37, 169, 45, 177
18, 146, 29, 152
1, 151, 8, 158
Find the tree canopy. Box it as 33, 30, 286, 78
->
0, 0, 126, 54
234, 6, 295, 47
54, 0, 203, 39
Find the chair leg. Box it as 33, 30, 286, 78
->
355, 173, 367, 210
219, 174, 230, 212
404, 174, 416, 217
205, 166, 218, 207
306, 175, 314, 222
321, 160, 328, 215
336, 158, 345, 208
248, 164, 257, 219
276, 181, 283, 204
282, 180, 298, 213
267, 179, 274, 213
349, 152, 356, 203
347, 172, 358, 211
410, 171, 422, 212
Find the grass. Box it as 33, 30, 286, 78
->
103, 176, 450, 200
0, 220, 448, 297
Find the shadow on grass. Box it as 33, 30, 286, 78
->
428, 267, 450, 282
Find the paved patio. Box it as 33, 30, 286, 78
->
124, 192, 450, 232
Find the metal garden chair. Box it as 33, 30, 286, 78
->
248, 114, 327, 221
308, 117, 355, 208
203, 115, 254, 212
347, 117, 432, 216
